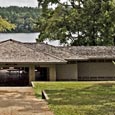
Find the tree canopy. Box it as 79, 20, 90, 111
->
0, 6, 41, 33
36, 0, 115, 46
0, 17, 15, 32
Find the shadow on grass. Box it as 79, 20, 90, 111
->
44, 83, 115, 115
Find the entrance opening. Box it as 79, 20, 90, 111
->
0, 67, 29, 86
35, 67, 49, 81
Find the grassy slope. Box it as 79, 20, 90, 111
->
33, 82, 115, 115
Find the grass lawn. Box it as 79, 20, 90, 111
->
33, 82, 115, 115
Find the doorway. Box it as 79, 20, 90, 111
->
35, 67, 49, 81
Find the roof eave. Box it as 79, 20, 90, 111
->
66, 58, 89, 61
0, 61, 67, 64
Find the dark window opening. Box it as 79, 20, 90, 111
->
35, 67, 49, 81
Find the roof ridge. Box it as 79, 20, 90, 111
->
24, 43, 67, 62
0, 39, 23, 44
54, 46, 77, 56
36, 43, 77, 57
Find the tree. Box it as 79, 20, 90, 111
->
36, 0, 115, 46
0, 17, 15, 32
0, 6, 41, 33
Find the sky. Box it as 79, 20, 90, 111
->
0, 0, 38, 7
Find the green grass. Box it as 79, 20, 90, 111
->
33, 82, 115, 115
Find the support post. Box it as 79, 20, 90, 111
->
49, 65, 56, 81
29, 65, 35, 85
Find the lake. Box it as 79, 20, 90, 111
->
0, 33, 59, 46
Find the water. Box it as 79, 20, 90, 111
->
0, 33, 60, 46
0, 0, 38, 7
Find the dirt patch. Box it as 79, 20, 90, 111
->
0, 87, 53, 115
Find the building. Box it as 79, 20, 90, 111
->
0, 39, 115, 86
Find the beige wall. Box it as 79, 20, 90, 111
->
78, 62, 115, 78
56, 64, 78, 80
49, 65, 56, 81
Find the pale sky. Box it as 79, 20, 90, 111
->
0, 0, 38, 7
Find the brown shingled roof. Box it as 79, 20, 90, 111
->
61, 46, 115, 60
0, 39, 115, 62
24, 42, 77, 60
0, 39, 66, 63
25, 43, 113, 61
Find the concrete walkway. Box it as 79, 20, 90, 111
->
0, 87, 54, 115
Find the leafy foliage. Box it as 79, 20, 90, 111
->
0, 17, 15, 32
36, 0, 115, 46
0, 6, 41, 33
